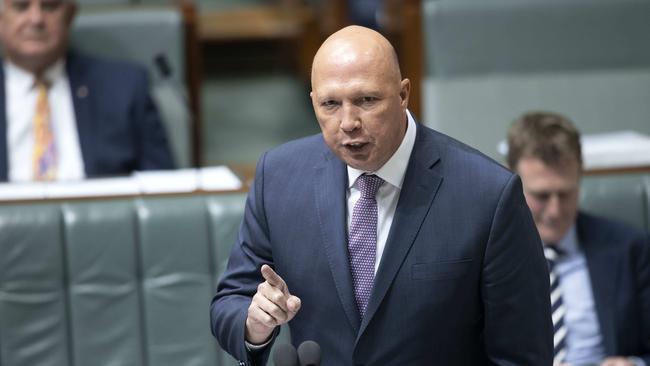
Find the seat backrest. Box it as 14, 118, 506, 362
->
0, 203, 71, 365
0, 192, 296, 366
0, 194, 245, 365
580, 173, 650, 232
421, 0, 650, 160
71, 5, 192, 168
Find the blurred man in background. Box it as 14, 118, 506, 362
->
0, 0, 173, 182
507, 111, 650, 366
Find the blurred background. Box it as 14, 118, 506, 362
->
69, 0, 650, 173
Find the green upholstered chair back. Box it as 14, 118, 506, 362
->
580, 173, 650, 232
70, 5, 192, 168
0, 194, 240, 365
0, 192, 294, 365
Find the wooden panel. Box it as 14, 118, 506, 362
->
177, 0, 204, 166
384, 0, 423, 119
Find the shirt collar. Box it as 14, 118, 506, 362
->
4, 58, 66, 93
347, 109, 417, 189
546, 224, 579, 255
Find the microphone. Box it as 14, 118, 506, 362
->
273, 343, 299, 366
154, 54, 173, 79
297, 340, 321, 366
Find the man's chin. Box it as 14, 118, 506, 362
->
344, 158, 379, 172
540, 229, 566, 245
11, 48, 59, 71
19, 47, 54, 59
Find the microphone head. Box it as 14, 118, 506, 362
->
297, 340, 321, 366
273, 343, 299, 366
153, 53, 172, 79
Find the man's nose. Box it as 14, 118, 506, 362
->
340, 104, 360, 132
26, 2, 46, 23
545, 195, 562, 217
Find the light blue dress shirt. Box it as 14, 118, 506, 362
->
553, 226, 606, 366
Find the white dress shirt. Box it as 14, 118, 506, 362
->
347, 110, 417, 273
5, 60, 85, 182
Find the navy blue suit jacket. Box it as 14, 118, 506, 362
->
211, 123, 553, 365
577, 212, 650, 364
0, 51, 174, 181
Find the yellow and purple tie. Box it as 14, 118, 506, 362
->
32, 80, 57, 181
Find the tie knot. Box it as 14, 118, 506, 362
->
34, 77, 50, 89
357, 174, 384, 199
544, 245, 562, 266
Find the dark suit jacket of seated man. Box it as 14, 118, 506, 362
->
210, 25, 553, 366
0, 50, 175, 181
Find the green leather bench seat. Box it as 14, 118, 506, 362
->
0, 194, 246, 366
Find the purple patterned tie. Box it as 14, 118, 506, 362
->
348, 174, 384, 318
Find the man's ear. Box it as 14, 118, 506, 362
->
399, 78, 410, 108
64, 2, 77, 27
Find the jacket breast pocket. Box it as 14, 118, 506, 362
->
411, 258, 473, 281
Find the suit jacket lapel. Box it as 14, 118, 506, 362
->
0, 65, 8, 181
314, 149, 361, 332
65, 51, 93, 175
579, 214, 619, 355
358, 125, 442, 339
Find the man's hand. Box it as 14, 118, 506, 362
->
600, 357, 636, 366
245, 264, 301, 345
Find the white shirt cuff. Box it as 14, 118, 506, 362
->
245, 335, 274, 352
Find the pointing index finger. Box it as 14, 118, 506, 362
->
261, 264, 286, 292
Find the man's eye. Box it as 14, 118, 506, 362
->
356, 96, 378, 107
10, 2, 30, 11
321, 100, 339, 109
41, 0, 62, 11
532, 192, 551, 201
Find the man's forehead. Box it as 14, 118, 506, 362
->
312, 82, 382, 98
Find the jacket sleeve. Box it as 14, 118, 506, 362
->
210, 152, 276, 366
482, 174, 554, 365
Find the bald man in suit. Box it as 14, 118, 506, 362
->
211, 26, 553, 366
